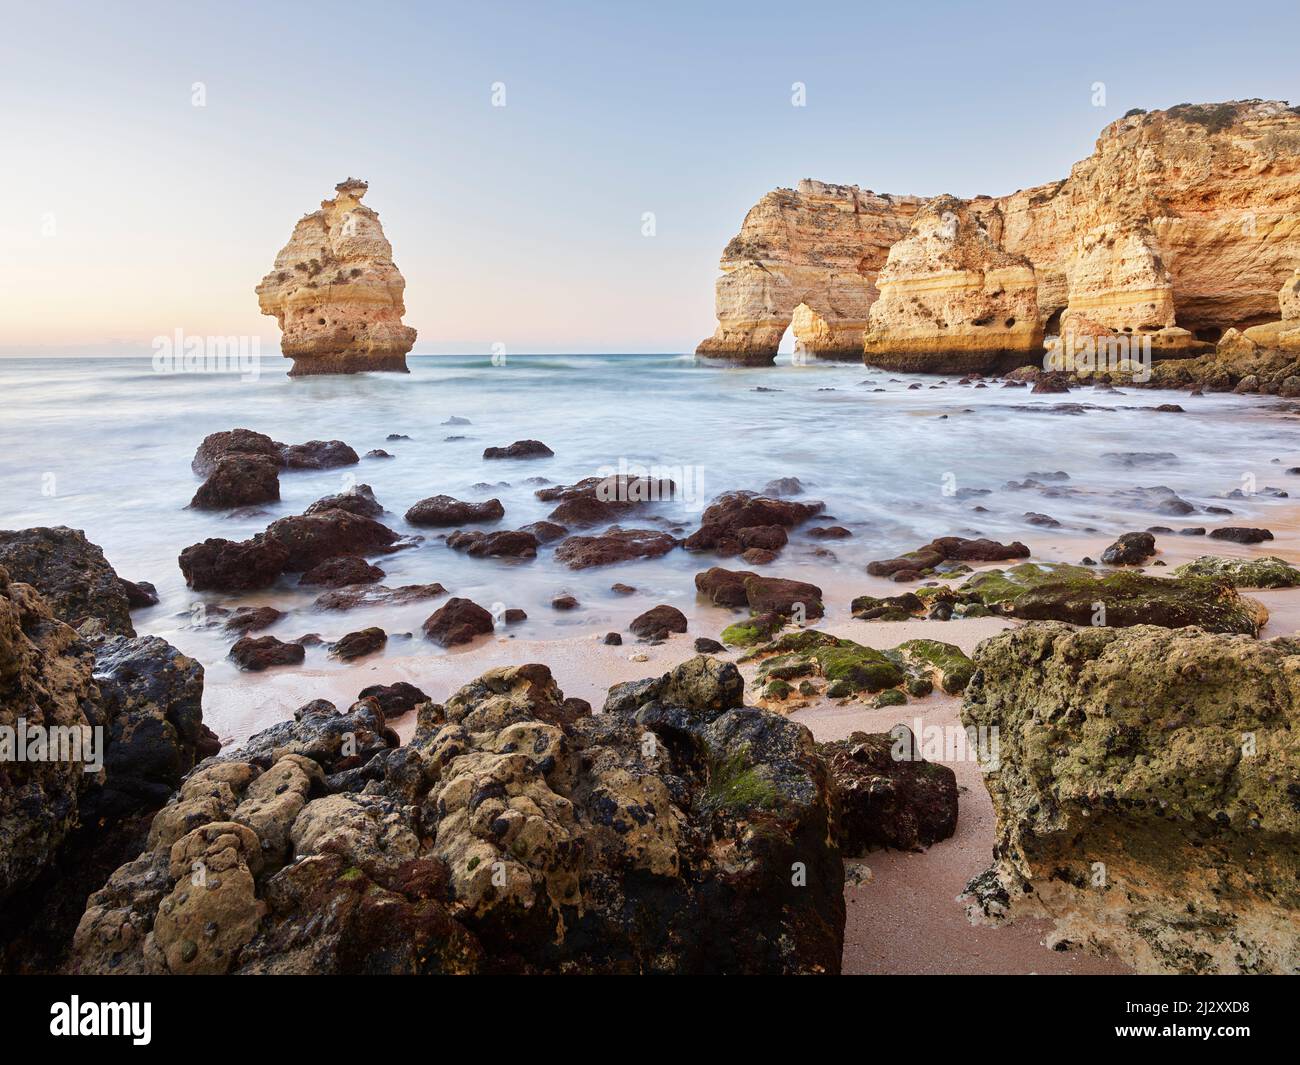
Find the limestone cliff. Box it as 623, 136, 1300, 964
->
861, 197, 1043, 373
700, 101, 1300, 369
257, 179, 416, 376
696, 180, 922, 363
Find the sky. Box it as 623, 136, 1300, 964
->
1, 0, 1297, 356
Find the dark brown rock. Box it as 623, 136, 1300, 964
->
357, 681, 429, 719
1209, 527, 1274, 544
178, 534, 291, 592
520, 520, 568, 544
867, 536, 1029, 580
554, 527, 678, 569
329, 627, 388, 661
422, 598, 494, 646
189, 455, 280, 510
482, 439, 553, 459
223, 606, 285, 633
629, 604, 688, 639
446, 529, 538, 558
297, 555, 386, 587
191, 428, 283, 476
304, 484, 383, 518
744, 576, 825, 619
265, 510, 399, 571
819, 728, 959, 854
684, 491, 824, 557
229, 634, 306, 671
280, 439, 359, 470
405, 495, 504, 527
1101, 531, 1157, 566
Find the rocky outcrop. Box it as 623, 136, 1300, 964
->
961, 623, 1300, 974
71, 658, 845, 974
696, 181, 922, 363
0, 566, 214, 971
861, 197, 1043, 373
256, 179, 416, 376
818, 729, 958, 854
0, 527, 148, 636
700, 101, 1300, 368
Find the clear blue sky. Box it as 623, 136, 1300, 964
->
2, 0, 1297, 354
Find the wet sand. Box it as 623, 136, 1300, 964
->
202, 519, 1300, 976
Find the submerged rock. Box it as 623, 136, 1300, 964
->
961, 622, 1300, 974
229, 635, 306, 671
684, 491, 824, 558
297, 555, 385, 588
554, 527, 677, 569
189, 455, 280, 510
482, 439, 554, 460
405, 495, 504, 527
304, 484, 383, 519
866, 536, 1030, 582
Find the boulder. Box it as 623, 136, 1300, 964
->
482, 440, 553, 460
1172, 555, 1300, 588
405, 495, 504, 527
818, 729, 958, 854
866, 536, 1029, 581
229, 635, 306, 671
957, 562, 1266, 635
178, 534, 291, 592
537, 475, 674, 527
304, 484, 383, 518
446, 529, 538, 558
297, 556, 385, 587
684, 491, 824, 558
422, 598, 494, 646
961, 622, 1300, 974
1100, 531, 1156, 565
357, 681, 429, 720
1208, 526, 1274, 544
554, 527, 678, 569
71, 660, 843, 973
189, 455, 280, 510
629, 605, 688, 639
328, 628, 387, 661
222, 606, 284, 633
0, 527, 140, 636
191, 429, 283, 476
265, 510, 399, 571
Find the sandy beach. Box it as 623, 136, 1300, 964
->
201, 512, 1300, 976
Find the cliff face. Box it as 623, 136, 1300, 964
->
699, 101, 1300, 369
861, 197, 1043, 373
257, 179, 416, 376
696, 180, 922, 363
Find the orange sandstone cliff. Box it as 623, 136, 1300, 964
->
257, 179, 417, 376
699, 101, 1300, 370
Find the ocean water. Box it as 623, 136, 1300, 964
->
2, 352, 1297, 685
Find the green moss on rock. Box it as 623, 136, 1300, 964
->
1172, 555, 1300, 589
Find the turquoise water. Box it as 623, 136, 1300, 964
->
2, 352, 1297, 679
